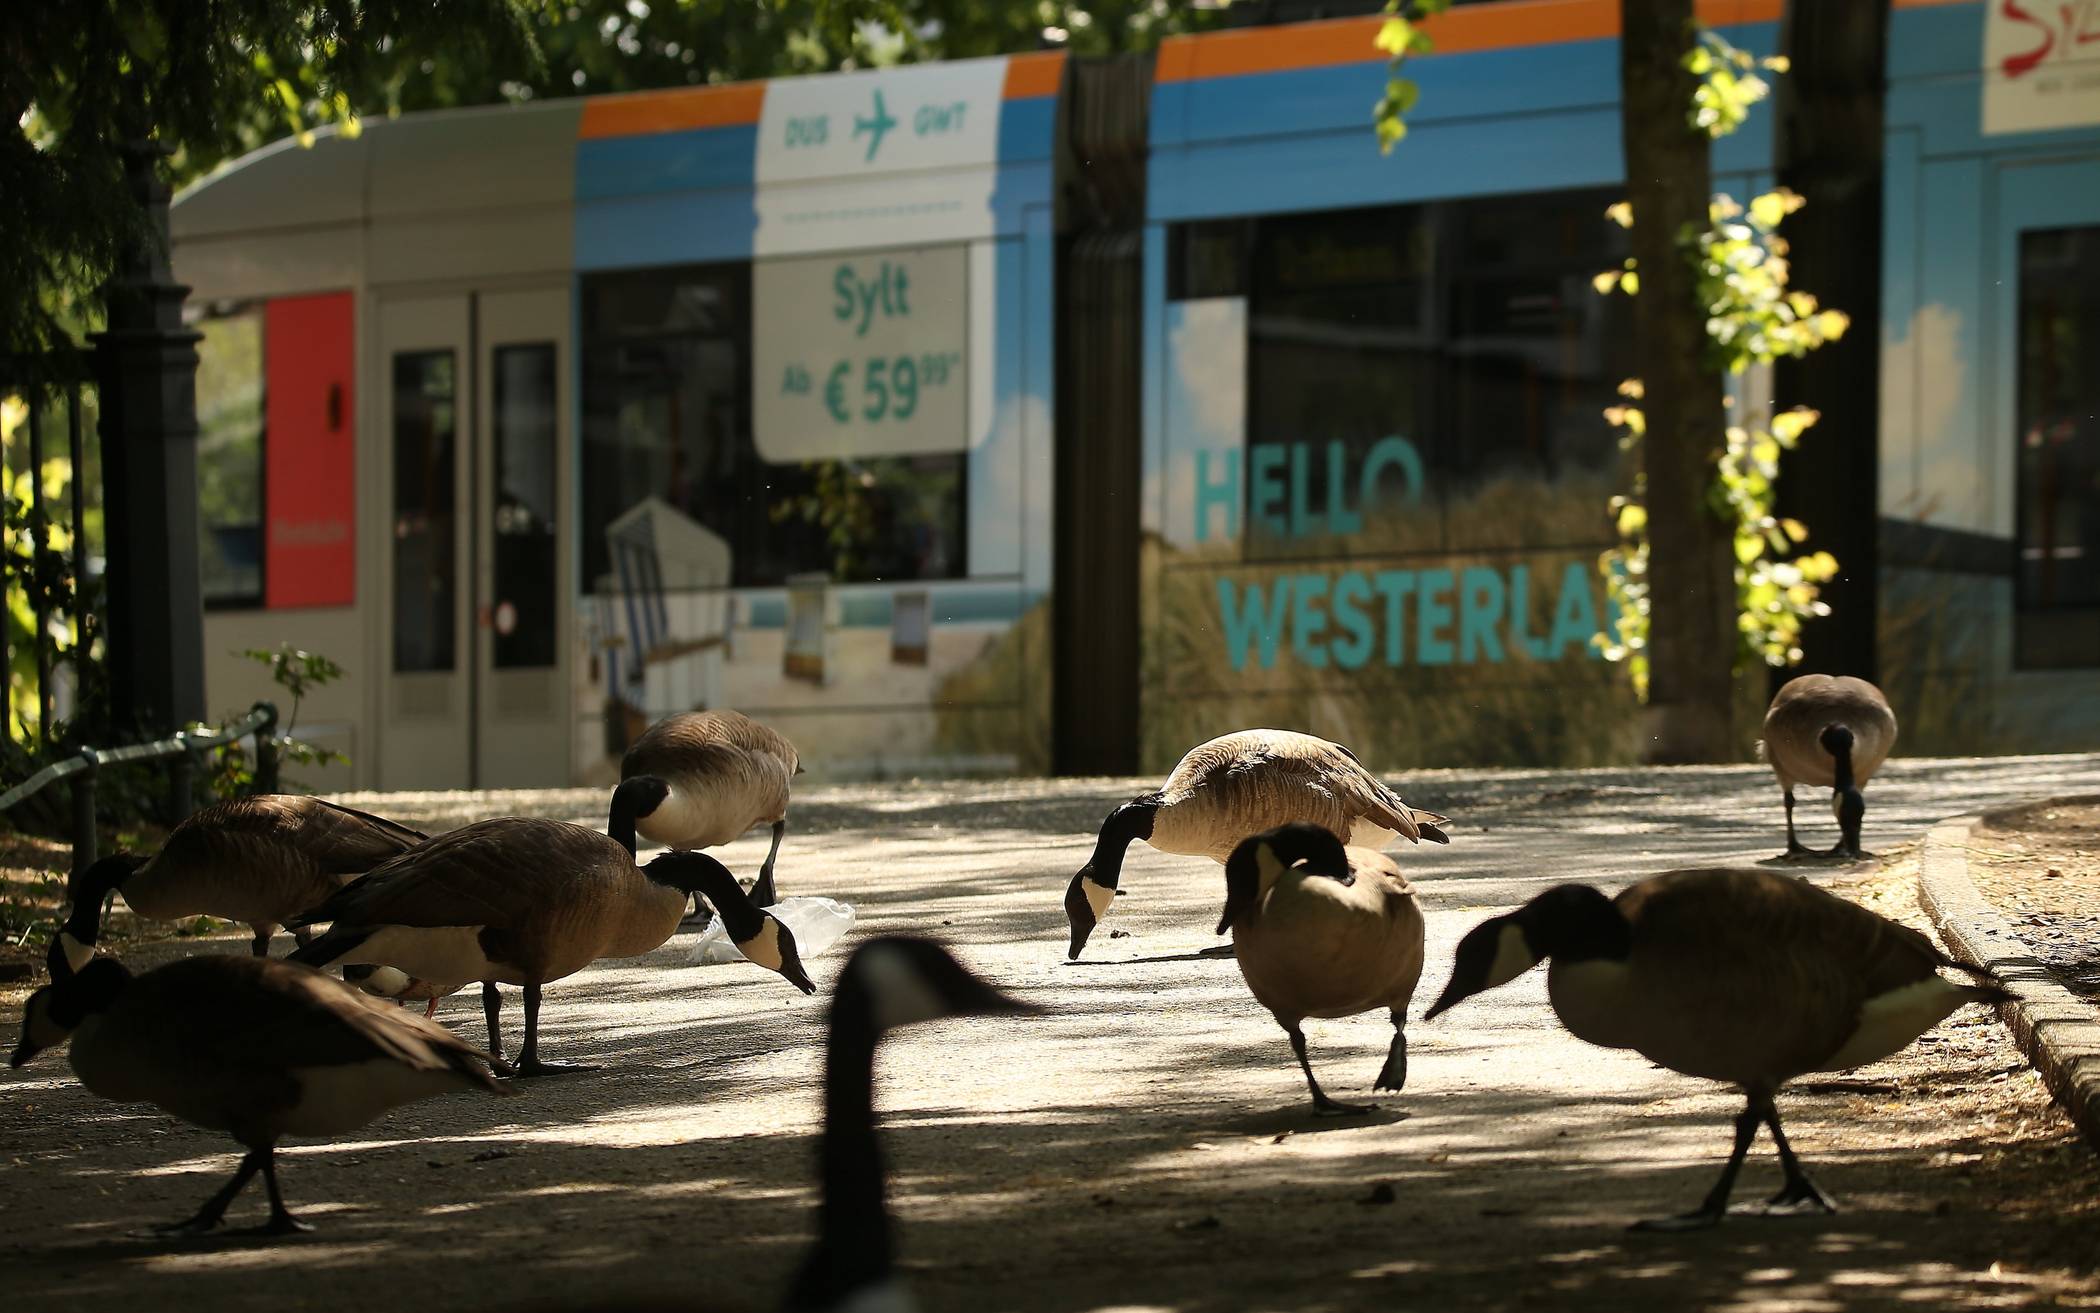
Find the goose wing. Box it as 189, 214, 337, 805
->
624, 709, 798, 776
289, 818, 613, 931
115, 956, 507, 1093
289, 798, 431, 875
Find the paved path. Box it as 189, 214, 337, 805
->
4, 754, 2100, 1311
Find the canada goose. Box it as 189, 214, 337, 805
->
1064, 728, 1450, 959
623, 709, 800, 911
287, 778, 816, 1077
9, 953, 509, 1234
786, 937, 1038, 1313
49, 794, 429, 978
1761, 674, 1898, 858
1217, 823, 1425, 1115
348, 775, 667, 1012
1427, 867, 2007, 1230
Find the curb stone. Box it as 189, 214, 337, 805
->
1918, 811, 2100, 1152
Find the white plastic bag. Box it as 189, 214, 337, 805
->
686, 895, 857, 966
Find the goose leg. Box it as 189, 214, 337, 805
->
424, 996, 439, 1019
1632, 1096, 1763, 1232
1828, 788, 1866, 860
483, 983, 512, 1075
1286, 1022, 1369, 1116
292, 926, 314, 949
1744, 1100, 1838, 1216
1374, 1011, 1408, 1093
250, 923, 275, 957
248, 1145, 313, 1235
750, 819, 786, 908
512, 980, 598, 1077
1783, 790, 1810, 856
156, 1149, 262, 1235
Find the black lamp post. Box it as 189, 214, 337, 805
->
92, 135, 206, 736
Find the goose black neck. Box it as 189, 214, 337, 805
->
647, 852, 764, 941
791, 997, 890, 1310
1087, 798, 1158, 892
607, 776, 665, 857
1520, 884, 1631, 965
62, 854, 142, 947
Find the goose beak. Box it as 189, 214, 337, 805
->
8, 1033, 41, 1068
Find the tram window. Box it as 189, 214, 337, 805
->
580, 264, 967, 591
193, 306, 264, 607
2015, 225, 2100, 669
491, 343, 558, 670
1170, 220, 1248, 300
392, 351, 457, 673
1194, 186, 1632, 560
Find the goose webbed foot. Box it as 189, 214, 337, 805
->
155, 1150, 263, 1236
1738, 1173, 1838, 1217
1825, 842, 1864, 861
242, 1211, 316, 1236
1311, 1092, 1375, 1117
1195, 942, 1236, 959
1783, 841, 1814, 858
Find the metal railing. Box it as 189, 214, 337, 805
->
0, 701, 279, 874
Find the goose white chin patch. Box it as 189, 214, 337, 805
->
1083, 878, 1116, 923
739, 918, 785, 972
1486, 923, 1539, 990
859, 942, 950, 1032
58, 931, 92, 974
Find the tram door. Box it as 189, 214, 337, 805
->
377, 287, 572, 790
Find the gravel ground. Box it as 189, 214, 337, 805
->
3, 753, 2100, 1312
1970, 799, 2100, 1007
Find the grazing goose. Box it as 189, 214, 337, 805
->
622, 709, 801, 911
9, 953, 509, 1234
350, 775, 666, 1011
287, 779, 816, 1077
786, 937, 1037, 1313
1217, 823, 1425, 1115
49, 794, 428, 977
1427, 867, 2007, 1230
1760, 674, 1898, 858
1065, 728, 1450, 959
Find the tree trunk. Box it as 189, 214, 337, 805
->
1621, 0, 1737, 762
1774, 0, 1888, 684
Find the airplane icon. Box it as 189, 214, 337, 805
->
852, 89, 897, 163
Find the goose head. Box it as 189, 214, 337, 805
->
788, 937, 1037, 1313
12, 957, 132, 1067
645, 850, 818, 995
1217, 822, 1350, 934
608, 775, 672, 857
47, 853, 149, 979
1426, 884, 1628, 1019
836, 936, 1040, 1036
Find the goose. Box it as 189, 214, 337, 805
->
1064, 728, 1450, 959
622, 709, 800, 911
1426, 866, 2007, 1230
49, 794, 429, 978
287, 778, 816, 1077
9, 952, 509, 1234
348, 772, 666, 1011
1760, 674, 1898, 858
1217, 823, 1425, 1115
785, 936, 1038, 1313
